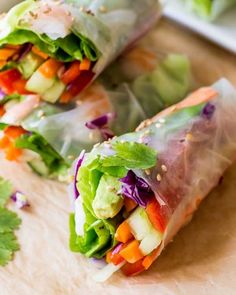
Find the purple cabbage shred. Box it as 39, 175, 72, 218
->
85, 113, 116, 140
201, 103, 215, 119
119, 170, 154, 208
11, 191, 30, 209
74, 150, 86, 199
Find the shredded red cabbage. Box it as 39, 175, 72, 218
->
16, 43, 33, 62
74, 150, 85, 199
11, 191, 30, 209
119, 170, 154, 208
85, 113, 116, 140
111, 243, 123, 255
0, 89, 5, 101
201, 103, 215, 119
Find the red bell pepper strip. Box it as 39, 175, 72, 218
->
61, 61, 81, 85
146, 197, 166, 233
121, 259, 145, 276
0, 69, 22, 94
60, 70, 95, 103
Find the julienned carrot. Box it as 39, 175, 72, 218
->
153, 87, 218, 122
0, 136, 11, 149
121, 259, 145, 276
5, 143, 22, 161
61, 61, 81, 84
39, 58, 62, 79
124, 198, 137, 212
115, 221, 133, 243
60, 91, 73, 104
106, 244, 126, 265
0, 61, 6, 69
120, 240, 144, 263
32, 46, 48, 59
0, 48, 17, 60
4, 126, 26, 139
80, 58, 91, 71
146, 197, 166, 233
0, 105, 5, 117
142, 246, 161, 270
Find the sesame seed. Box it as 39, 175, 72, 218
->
99, 5, 107, 13
186, 133, 193, 141
89, 132, 95, 140
155, 123, 161, 128
94, 143, 100, 148
159, 118, 165, 124
161, 165, 167, 172
156, 174, 162, 182
67, 155, 74, 160
37, 110, 44, 118
145, 169, 151, 175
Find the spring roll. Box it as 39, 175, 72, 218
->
0, 0, 161, 104
0, 48, 191, 179
69, 79, 236, 281
185, 0, 236, 20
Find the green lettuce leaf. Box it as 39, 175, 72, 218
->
0, 1, 100, 62
15, 132, 69, 176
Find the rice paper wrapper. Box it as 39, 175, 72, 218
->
1, 18, 236, 294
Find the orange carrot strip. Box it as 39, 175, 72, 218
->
0, 48, 17, 60
153, 87, 218, 123
115, 221, 133, 243
0, 105, 5, 117
142, 246, 161, 270
60, 91, 73, 104
32, 46, 49, 59
4, 126, 26, 139
0, 136, 11, 149
39, 58, 62, 79
80, 58, 91, 71
6, 45, 21, 50
5, 144, 22, 161
119, 240, 144, 264
0, 61, 6, 69
124, 198, 137, 212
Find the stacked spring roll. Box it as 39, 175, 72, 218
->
0, 0, 161, 105
185, 0, 236, 20
0, 46, 191, 179
69, 79, 236, 281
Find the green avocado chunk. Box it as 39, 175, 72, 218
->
92, 174, 123, 219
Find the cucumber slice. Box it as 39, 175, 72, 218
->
18, 52, 43, 79
28, 158, 49, 177
26, 71, 55, 94
127, 207, 163, 255
42, 79, 65, 103
127, 207, 153, 240
139, 229, 162, 255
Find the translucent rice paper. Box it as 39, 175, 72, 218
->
0, 0, 161, 77
22, 48, 191, 162
97, 79, 236, 263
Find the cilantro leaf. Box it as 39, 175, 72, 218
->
0, 232, 20, 252
0, 208, 21, 234
0, 248, 12, 266
0, 177, 13, 207
101, 141, 157, 169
